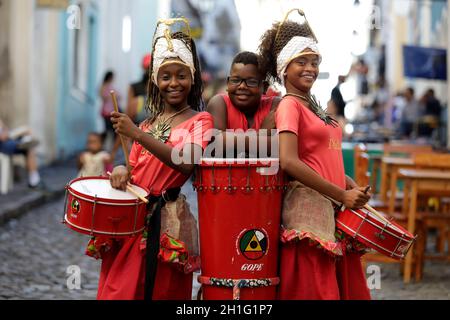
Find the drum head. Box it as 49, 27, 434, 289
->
70, 178, 148, 201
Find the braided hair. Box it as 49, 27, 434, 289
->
258, 19, 338, 127
145, 31, 204, 124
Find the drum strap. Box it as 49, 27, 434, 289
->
144, 187, 181, 301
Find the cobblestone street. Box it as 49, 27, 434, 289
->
0, 198, 100, 300
0, 188, 449, 300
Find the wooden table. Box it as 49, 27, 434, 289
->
379, 157, 414, 203
397, 168, 450, 283
368, 154, 382, 194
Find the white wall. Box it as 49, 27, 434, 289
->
95, 0, 159, 130
9, 0, 33, 130
30, 9, 61, 163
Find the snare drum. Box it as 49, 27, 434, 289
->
63, 177, 149, 237
335, 207, 416, 260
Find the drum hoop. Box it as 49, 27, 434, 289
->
336, 220, 410, 259
199, 157, 279, 167
68, 189, 146, 206
64, 214, 145, 236
347, 209, 414, 240
68, 176, 149, 203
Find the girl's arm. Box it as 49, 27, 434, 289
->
279, 131, 370, 209
345, 175, 358, 190
111, 112, 203, 176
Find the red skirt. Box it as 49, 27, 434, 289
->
96, 234, 193, 300
277, 239, 370, 300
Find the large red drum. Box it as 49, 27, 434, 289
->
63, 177, 149, 237
194, 158, 286, 300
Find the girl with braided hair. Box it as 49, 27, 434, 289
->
258, 10, 371, 300
86, 18, 213, 300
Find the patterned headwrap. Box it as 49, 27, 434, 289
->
152, 37, 196, 85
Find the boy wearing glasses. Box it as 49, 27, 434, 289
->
207, 51, 280, 157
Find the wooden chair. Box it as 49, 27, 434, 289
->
370, 143, 434, 211
353, 143, 370, 187
412, 153, 450, 280
383, 142, 433, 157
0, 152, 14, 195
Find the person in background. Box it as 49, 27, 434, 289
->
399, 87, 421, 139
127, 54, 151, 126
77, 132, 111, 177
418, 88, 441, 137
330, 75, 347, 119
0, 118, 42, 188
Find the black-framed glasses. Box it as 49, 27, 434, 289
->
227, 77, 261, 88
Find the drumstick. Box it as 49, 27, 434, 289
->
110, 90, 130, 168
362, 185, 392, 225
126, 183, 149, 204
364, 204, 392, 225
106, 171, 148, 204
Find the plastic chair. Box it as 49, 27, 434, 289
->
0, 152, 14, 195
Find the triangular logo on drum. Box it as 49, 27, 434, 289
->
244, 234, 263, 252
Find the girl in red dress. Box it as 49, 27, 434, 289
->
258, 10, 372, 300
86, 18, 213, 300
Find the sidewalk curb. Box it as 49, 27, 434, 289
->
0, 188, 66, 227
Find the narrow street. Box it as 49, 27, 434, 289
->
1, 189, 449, 300
0, 198, 100, 299
0, 181, 200, 300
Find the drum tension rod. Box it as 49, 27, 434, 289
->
90, 195, 97, 237
243, 166, 252, 193
62, 184, 69, 224
226, 165, 236, 193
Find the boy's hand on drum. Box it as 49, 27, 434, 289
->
342, 188, 371, 209
110, 165, 130, 191
111, 111, 141, 140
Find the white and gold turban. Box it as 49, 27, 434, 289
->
152, 37, 196, 85
276, 36, 322, 86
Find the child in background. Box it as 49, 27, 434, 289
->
77, 132, 111, 177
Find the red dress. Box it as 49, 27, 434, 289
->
89, 112, 213, 300
275, 96, 370, 300
220, 93, 275, 130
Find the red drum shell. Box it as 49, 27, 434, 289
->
63, 177, 149, 237
195, 158, 286, 300
335, 207, 415, 260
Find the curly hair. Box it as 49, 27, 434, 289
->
258, 21, 316, 84
145, 31, 204, 123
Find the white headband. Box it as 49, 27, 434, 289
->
277, 36, 321, 86
152, 38, 196, 84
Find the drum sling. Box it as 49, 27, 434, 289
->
144, 187, 181, 300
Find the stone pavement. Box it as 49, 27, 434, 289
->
0, 159, 449, 300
